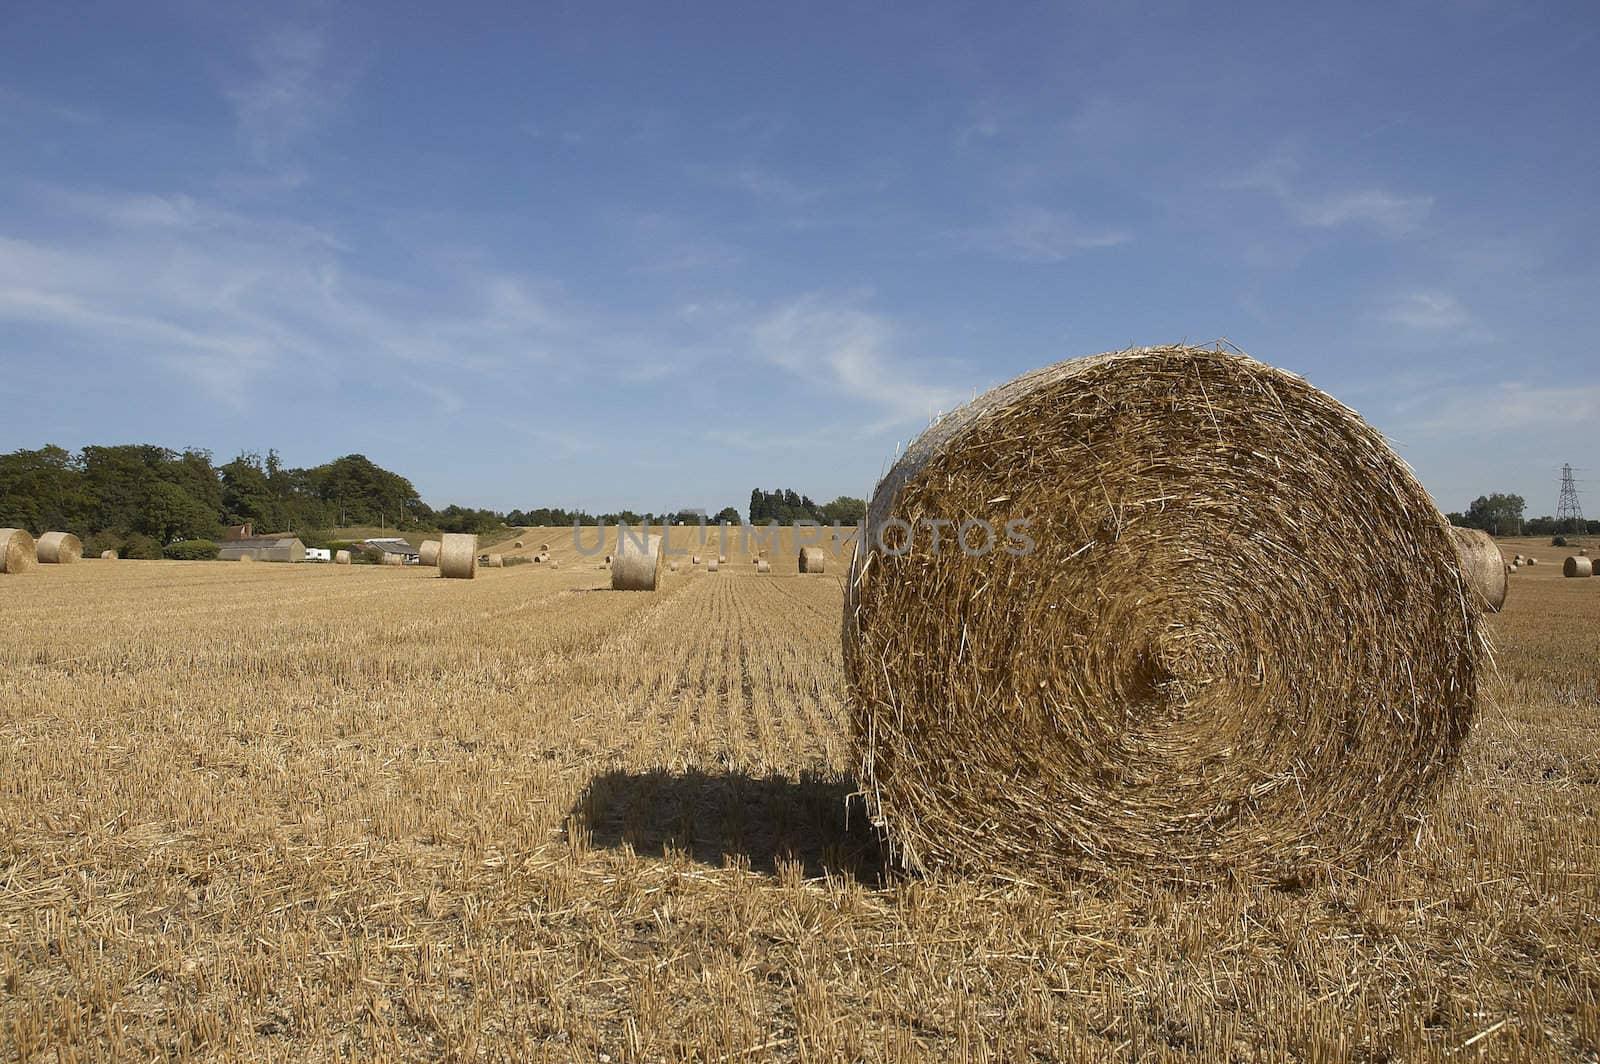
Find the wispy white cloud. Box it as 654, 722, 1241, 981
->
954, 206, 1130, 262
752, 297, 968, 429
224, 26, 338, 162
1409, 383, 1600, 436
1229, 156, 1432, 235
1380, 291, 1472, 331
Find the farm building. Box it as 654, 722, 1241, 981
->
305, 547, 332, 563
218, 536, 306, 563
362, 538, 420, 563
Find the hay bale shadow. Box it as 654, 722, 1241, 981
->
570, 767, 887, 882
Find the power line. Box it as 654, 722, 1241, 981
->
1556, 462, 1584, 529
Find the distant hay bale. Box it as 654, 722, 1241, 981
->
420, 540, 441, 566
718, 555, 727, 564
669, 561, 680, 572
1563, 556, 1593, 578
1448, 528, 1507, 612
843, 344, 1480, 883
514, 540, 524, 548
0, 529, 37, 574
755, 559, 771, 573
485, 553, 504, 567
1580, 548, 1590, 557
36, 531, 82, 564
439, 533, 478, 579
334, 550, 352, 565
537, 552, 549, 563
604, 554, 613, 565
799, 546, 826, 574
1527, 557, 1538, 566
540, 542, 550, 552
692, 555, 702, 565
707, 559, 719, 572
100, 549, 118, 561
382, 553, 403, 566
611, 532, 664, 591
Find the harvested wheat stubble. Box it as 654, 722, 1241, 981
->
100, 549, 117, 560
485, 553, 504, 568
1448, 527, 1508, 612
799, 546, 827, 574
419, 540, 441, 566
0, 528, 36, 574
843, 343, 1481, 883
333, 550, 351, 565
438, 533, 478, 579
237, 555, 254, 564
755, 559, 771, 573
1563, 556, 1593, 578
35, 531, 82, 564
611, 532, 663, 591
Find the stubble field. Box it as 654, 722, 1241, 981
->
2, 528, 1598, 1062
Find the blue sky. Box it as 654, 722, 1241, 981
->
2, 1, 1596, 517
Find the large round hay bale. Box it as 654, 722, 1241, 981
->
382, 552, 403, 566
799, 546, 827, 574
485, 553, 504, 568
707, 558, 720, 572
514, 540, 524, 549
755, 559, 771, 573
334, 550, 352, 565
36, 531, 82, 564
100, 549, 118, 561
1448, 528, 1508, 613
0, 529, 37, 574
611, 533, 664, 591
843, 344, 1480, 883
1563, 556, 1593, 578
419, 540, 441, 566
439, 533, 478, 579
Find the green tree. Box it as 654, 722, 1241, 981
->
1464, 494, 1525, 535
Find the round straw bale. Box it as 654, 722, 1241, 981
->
611, 533, 664, 591
537, 552, 549, 563
799, 546, 827, 574
1527, 557, 1538, 566
669, 561, 680, 572
334, 550, 352, 565
755, 559, 771, 573
604, 554, 613, 565
36, 531, 82, 564
100, 549, 118, 561
0, 529, 37, 574
843, 344, 1480, 883
382, 552, 403, 566
485, 553, 504, 568
514, 540, 524, 548
719, 555, 727, 564
707, 559, 720, 572
1448, 528, 1507, 613
540, 542, 550, 552
419, 540, 441, 566
438, 533, 478, 579
1579, 548, 1589, 557
1563, 556, 1593, 578
692, 555, 702, 565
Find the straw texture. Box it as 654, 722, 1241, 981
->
100, 550, 118, 561
36, 531, 82, 564
485, 553, 504, 568
0, 529, 36, 574
755, 559, 771, 574
334, 550, 352, 565
439, 533, 478, 579
799, 546, 827, 574
1564, 556, 1593, 578
612, 533, 664, 591
420, 540, 441, 567
843, 344, 1481, 882
1448, 528, 1508, 612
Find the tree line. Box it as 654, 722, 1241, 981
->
0, 444, 872, 560
1446, 493, 1598, 536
